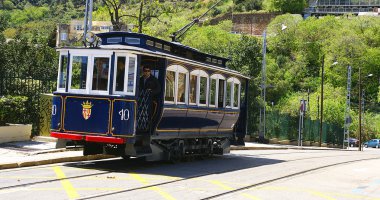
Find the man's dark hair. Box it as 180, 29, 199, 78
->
142, 66, 151, 70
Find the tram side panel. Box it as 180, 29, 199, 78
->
51, 95, 136, 137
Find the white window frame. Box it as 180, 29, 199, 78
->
89, 54, 112, 95
113, 53, 138, 96
190, 70, 209, 107
57, 51, 68, 92
67, 50, 113, 95
165, 65, 189, 105
68, 52, 90, 94
227, 77, 241, 109
210, 74, 226, 108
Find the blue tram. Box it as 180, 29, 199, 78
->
50, 32, 249, 161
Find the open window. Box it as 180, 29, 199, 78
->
190, 70, 209, 106
210, 74, 226, 108
165, 65, 188, 104
227, 77, 241, 109
113, 54, 137, 95
67, 50, 113, 94
57, 52, 68, 92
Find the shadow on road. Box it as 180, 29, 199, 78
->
64, 154, 285, 179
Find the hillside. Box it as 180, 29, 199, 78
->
0, 0, 379, 139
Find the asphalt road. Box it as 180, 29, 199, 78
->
0, 148, 379, 200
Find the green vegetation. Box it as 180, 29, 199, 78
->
0, 1, 379, 139
0, 96, 28, 126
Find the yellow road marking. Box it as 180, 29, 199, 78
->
308, 191, 337, 200
53, 166, 79, 199
209, 180, 261, 200
209, 180, 234, 190
130, 173, 176, 200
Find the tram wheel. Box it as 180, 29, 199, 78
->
121, 155, 131, 160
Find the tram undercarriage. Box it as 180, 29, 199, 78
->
79, 137, 231, 162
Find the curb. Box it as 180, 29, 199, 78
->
230, 146, 343, 151
0, 154, 116, 170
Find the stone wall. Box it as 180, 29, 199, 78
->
209, 12, 279, 36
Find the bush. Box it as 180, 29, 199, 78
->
0, 95, 28, 126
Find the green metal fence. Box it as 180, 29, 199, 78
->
265, 110, 344, 146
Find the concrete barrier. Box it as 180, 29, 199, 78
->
0, 124, 32, 143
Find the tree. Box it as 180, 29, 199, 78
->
101, 0, 174, 33
263, 0, 306, 14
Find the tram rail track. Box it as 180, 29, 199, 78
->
1, 152, 377, 200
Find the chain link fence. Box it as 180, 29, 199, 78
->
264, 110, 344, 146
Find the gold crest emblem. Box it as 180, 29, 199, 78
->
81, 101, 93, 120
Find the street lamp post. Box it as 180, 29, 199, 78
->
359, 67, 362, 151
319, 56, 325, 147
319, 57, 338, 147
359, 71, 373, 151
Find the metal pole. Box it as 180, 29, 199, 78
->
359, 67, 362, 151
259, 30, 267, 141
319, 55, 325, 147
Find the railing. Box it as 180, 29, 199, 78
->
0, 72, 56, 135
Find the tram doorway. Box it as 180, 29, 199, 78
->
136, 56, 166, 136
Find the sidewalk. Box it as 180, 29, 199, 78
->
0, 137, 345, 170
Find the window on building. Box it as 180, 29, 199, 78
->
165, 65, 188, 104
115, 57, 126, 92
189, 74, 197, 104
60, 33, 67, 41
210, 74, 226, 108
127, 57, 136, 93
218, 79, 225, 108
199, 76, 207, 104
210, 78, 216, 106
74, 25, 83, 31
71, 56, 88, 90
177, 73, 186, 103
190, 70, 208, 106
114, 55, 137, 95
165, 71, 175, 102
227, 77, 241, 108
233, 83, 239, 107
226, 81, 231, 107
58, 55, 68, 89
92, 57, 110, 91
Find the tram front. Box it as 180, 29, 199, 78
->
50, 47, 153, 157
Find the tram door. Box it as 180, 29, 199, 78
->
136, 56, 165, 135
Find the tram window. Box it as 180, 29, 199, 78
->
115, 57, 126, 92
199, 76, 207, 105
177, 73, 186, 103
164, 45, 171, 51
125, 37, 140, 45
210, 78, 216, 106
189, 75, 197, 104
146, 40, 154, 46
165, 71, 175, 102
92, 57, 109, 91
218, 79, 225, 108
233, 83, 239, 107
127, 57, 136, 93
58, 55, 68, 89
226, 82, 231, 107
107, 37, 122, 44
71, 56, 88, 89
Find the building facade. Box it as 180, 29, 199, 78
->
56, 20, 113, 47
